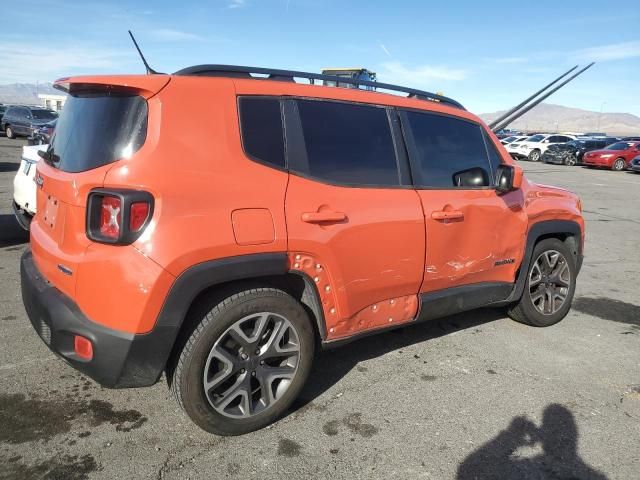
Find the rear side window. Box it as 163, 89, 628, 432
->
404, 111, 493, 188
238, 97, 285, 168
295, 100, 399, 186
50, 93, 147, 173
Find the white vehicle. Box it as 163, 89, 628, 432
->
13, 144, 47, 230
504, 135, 530, 156
513, 134, 576, 162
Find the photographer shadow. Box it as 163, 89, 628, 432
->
457, 404, 608, 479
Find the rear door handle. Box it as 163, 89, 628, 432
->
301, 211, 346, 223
431, 210, 464, 220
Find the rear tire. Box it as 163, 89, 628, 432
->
564, 153, 578, 166
612, 158, 625, 171
170, 288, 314, 436
508, 238, 576, 327
5, 126, 14, 139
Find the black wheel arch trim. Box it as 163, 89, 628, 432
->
506, 219, 583, 303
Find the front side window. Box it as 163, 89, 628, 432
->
238, 97, 285, 169
404, 111, 493, 188
295, 99, 399, 186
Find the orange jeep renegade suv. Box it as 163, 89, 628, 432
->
21, 66, 584, 435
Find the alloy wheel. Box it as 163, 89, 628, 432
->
564, 154, 577, 166
613, 159, 625, 171
528, 250, 571, 315
203, 312, 300, 418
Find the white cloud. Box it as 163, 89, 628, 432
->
574, 41, 640, 62
0, 42, 128, 83
149, 29, 203, 42
379, 42, 392, 58
228, 0, 247, 8
379, 62, 468, 86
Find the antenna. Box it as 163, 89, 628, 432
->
491, 63, 595, 133
488, 65, 578, 129
128, 30, 158, 75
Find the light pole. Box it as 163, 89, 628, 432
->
597, 101, 606, 132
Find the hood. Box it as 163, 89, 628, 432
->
585, 149, 617, 157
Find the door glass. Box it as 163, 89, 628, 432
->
295, 99, 399, 186
404, 111, 493, 188
238, 97, 285, 168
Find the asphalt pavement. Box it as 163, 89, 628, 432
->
0, 135, 638, 479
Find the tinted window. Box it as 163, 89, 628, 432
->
239, 97, 285, 168
405, 111, 492, 188
606, 142, 631, 150
296, 100, 399, 186
526, 134, 544, 142
50, 93, 147, 173
30, 109, 57, 120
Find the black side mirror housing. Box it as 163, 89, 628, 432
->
453, 167, 490, 188
496, 164, 523, 194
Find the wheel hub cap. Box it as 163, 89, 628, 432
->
528, 250, 571, 315
203, 312, 300, 418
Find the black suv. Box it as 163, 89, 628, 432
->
1, 106, 58, 139
542, 137, 618, 166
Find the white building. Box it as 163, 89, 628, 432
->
38, 93, 66, 112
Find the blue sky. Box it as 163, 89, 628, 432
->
1, 0, 639, 115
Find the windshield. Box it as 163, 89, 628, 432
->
50, 92, 147, 173
503, 136, 516, 143
606, 142, 632, 151
526, 135, 544, 142
31, 109, 58, 120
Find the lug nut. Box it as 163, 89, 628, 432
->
241, 353, 248, 360
240, 368, 246, 373
251, 371, 256, 377
260, 360, 264, 365
255, 349, 260, 355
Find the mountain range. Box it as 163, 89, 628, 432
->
1, 83, 638, 136
0, 83, 61, 105
479, 103, 640, 136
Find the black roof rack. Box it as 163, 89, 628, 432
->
173, 64, 465, 110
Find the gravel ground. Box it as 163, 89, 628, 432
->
0, 134, 638, 480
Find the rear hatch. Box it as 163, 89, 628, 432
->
30, 75, 169, 299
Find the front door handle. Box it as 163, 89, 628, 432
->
301, 211, 346, 223
431, 210, 464, 221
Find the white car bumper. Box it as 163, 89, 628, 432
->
13, 145, 47, 216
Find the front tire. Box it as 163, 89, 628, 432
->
170, 288, 315, 436
508, 238, 577, 327
5, 126, 15, 139
528, 149, 541, 162
612, 158, 625, 171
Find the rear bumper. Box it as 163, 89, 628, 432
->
21, 249, 176, 388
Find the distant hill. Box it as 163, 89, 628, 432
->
0, 83, 61, 105
479, 103, 640, 136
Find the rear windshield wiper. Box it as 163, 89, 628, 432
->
37, 148, 59, 167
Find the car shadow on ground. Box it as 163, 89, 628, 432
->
293, 308, 505, 411
573, 296, 640, 328
456, 403, 609, 479
0, 214, 29, 248
0, 162, 19, 172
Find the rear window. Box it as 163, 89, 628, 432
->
49, 92, 147, 173
606, 142, 631, 150
31, 109, 57, 120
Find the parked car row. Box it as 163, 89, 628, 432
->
0, 105, 58, 139
501, 132, 640, 171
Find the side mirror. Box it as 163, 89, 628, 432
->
453, 167, 490, 188
496, 164, 523, 194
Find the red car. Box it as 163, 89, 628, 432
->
582, 141, 640, 171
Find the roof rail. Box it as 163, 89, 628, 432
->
173, 64, 465, 110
